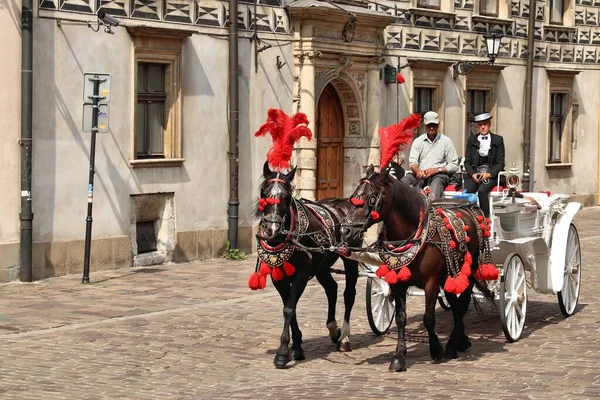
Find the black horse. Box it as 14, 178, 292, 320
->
254, 162, 362, 368
341, 166, 496, 372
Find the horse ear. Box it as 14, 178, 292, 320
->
285, 166, 297, 181
366, 164, 375, 177
263, 161, 273, 178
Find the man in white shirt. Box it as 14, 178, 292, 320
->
401, 111, 459, 199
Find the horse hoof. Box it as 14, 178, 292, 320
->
274, 354, 291, 368
337, 341, 352, 352
330, 328, 341, 344
457, 336, 472, 352
291, 348, 305, 361
444, 345, 459, 360
388, 358, 406, 372
430, 344, 444, 362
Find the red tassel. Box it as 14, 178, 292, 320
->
259, 262, 272, 276
370, 211, 380, 221
485, 218, 491, 224
266, 197, 280, 205
443, 217, 450, 225
463, 225, 469, 231
444, 277, 458, 294
397, 266, 411, 282
450, 241, 456, 249
460, 262, 471, 277
456, 211, 463, 218
385, 269, 399, 284
376, 263, 389, 279
465, 236, 471, 243
479, 223, 486, 230
259, 274, 267, 289
351, 197, 364, 206
283, 261, 295, 276
464, 252, 472, 266
248, 273, 262, 290
396, 72, 405, 84
453, 275, 470, 294
271, 267, 284, 281
445, 223, 453, 231
484, 231, 491, 238
436, 207, 444, 214
477, 215, 484, 222
474, 264, 499, 281
259, 198, 268, 207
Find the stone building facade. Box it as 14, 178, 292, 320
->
1, 0, 599, 281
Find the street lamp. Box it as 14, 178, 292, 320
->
453, 33, 503, 79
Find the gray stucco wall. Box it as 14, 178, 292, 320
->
30, 18, 293, 243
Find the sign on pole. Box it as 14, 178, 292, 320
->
82, 104, 110, 133
83, 73, 111, 104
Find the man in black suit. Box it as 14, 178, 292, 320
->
464, 112, 505, 217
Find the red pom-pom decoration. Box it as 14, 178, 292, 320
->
477, 215, 484, 222
271, 266, 285, 281
437, 207, 444, 214
376, 263, 389, 279
465, 236, 471, 243
396, 72, 405, 84
397, 266, 411, 282
248, 273, 262, 290
444, 277, 458, 294
351, 197, 365, 206
283, 261, 295, 276
259, 262, 272, 277
450, 241, 457, 249
456, 211, 463, 218
463, 225, 469, 231
385, 269, 399, 284
370, 211, 380, 221
474, 264, 499, 281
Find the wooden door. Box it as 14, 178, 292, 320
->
316, 84, 344, 200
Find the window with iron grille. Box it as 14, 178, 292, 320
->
417, 0, 440, 10
548, 93, 565, 163
414, 87, 434, 136
549, 0, 565, 25
136, 63, 166, 159
466, 90, 489, 147
480, 0, 498, 16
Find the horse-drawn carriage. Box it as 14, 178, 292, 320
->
250, 109, 582, 371
354, 167, 582, 343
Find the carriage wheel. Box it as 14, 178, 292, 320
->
500, 253, 527, 343
558, 224, 582, 317
438, 288, 451, 311
366, 277, 395, 335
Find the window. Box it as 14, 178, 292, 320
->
549, 0, 564, 25
129, 27, 191, 167
480, 0, 498, 16
417, 0, 440, 9
466, 90, 489, 147
548, 93, 565, 163
414, 87, 434, 136
137, 63, 166, 159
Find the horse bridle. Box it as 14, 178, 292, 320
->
342, 178, 385, 239
256, 177, 297, 242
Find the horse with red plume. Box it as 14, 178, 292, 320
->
341, 114, 497, 371
250, 108, 363, 368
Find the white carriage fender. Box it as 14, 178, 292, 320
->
549, 202, 582, 293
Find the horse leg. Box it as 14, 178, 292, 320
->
445, 282, 475, 358
339, 258, 359, 352
424, 282, 444, 362
273, 272, 309, 368
389, 284, 409, 372
315, 256, 341, 344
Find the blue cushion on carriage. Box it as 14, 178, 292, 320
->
452, 191, 478, 204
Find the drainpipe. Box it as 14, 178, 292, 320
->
522, 0, 536, 192
19, 0, 34, 282
227, 0, 240, 249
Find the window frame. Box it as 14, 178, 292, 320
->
549, 0, 565, 25
546, 70, 578, 167
416, 0, 441, 10
129, 27, 190, 168
479, 0, 499, 17
136, 62, 167, 159
465, 89, 491, 149
414, 87, 435, 136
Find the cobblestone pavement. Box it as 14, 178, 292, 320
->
1, 208, 600, 399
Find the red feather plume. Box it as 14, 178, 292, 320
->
254, 109, 313, 171
379, 113, 421, 170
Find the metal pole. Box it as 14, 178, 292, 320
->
19, 0, 34, 282
522, 0, 536, 192
227, 0, 240, 249
82, 76, 103, 283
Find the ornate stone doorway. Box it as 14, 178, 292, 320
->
316, 84, 344, 199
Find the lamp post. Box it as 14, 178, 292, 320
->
453, 33, 503, 79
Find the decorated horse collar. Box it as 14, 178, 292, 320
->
378, 192, 430, 271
